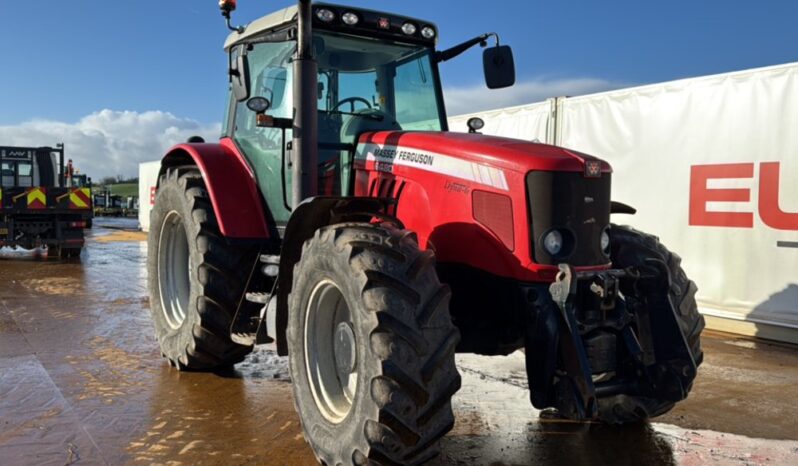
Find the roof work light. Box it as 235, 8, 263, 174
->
342, 12, 360, 26
402, 22, 418, 36
421, 26, 437, 39
316, 8, 336, 22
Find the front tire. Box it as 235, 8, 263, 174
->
147, 167, 255, 370
597, 224, 705, 424
289, 223, 461, 465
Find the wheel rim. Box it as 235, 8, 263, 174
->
304, 280, 358, 424
158, 211, 191, 330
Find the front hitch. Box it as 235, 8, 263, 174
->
546, 264, 598, 420
526, 261, 698, 419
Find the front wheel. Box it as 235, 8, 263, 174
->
598, 224, 705, 424
289, 223, 461, 465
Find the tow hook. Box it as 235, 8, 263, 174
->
548, 264, 598, 420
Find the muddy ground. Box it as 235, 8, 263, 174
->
1, 219, 797, 465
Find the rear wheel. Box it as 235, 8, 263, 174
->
289, 223, 461, 465
147, 167, 255, 370
597, 224, 705, 424
47, 245, 60, 258
47, 245, 82, 259
60, 247, 82, 259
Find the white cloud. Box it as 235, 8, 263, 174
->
0, 110, 221, 180
0, 80, 626, 180
444, 77, 628, 116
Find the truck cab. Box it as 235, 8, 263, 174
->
1, 146, 59, 188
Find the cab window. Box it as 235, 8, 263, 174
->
17, 162, 33, 186
1, 162, 13, 186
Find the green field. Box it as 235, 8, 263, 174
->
96, 183, 138, 198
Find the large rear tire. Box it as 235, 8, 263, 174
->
288, 223, 461, 465
147, 167, 255, 370
596, 224, 705, 424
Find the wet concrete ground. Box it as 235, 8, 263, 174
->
1, 219, 798, 465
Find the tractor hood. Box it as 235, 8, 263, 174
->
357, 131, 612, 175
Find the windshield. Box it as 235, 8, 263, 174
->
226, 33, 447, 223
315, 32, 445, 144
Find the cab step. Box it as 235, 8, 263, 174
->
231, 292, 275, 345
259, 255, 280, 277
245, 292, 271, 304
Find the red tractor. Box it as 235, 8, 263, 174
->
147, 1, 704, 464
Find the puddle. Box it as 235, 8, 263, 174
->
94, 230, 148, 243
1, 221, 797, 465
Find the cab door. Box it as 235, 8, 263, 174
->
227, 41, 295, 229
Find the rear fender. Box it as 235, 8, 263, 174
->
158, 138, 270, 239
274, 196, 397, 355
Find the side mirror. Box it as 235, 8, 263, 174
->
231, 52, 251, 102
483, 45, 516, 90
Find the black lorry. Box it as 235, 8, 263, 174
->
0, 144, 92, 258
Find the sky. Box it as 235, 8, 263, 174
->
1, 0, 797, 178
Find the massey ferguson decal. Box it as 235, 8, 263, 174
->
355, 143, 509, 191
690, 162, 798, 231
369, 147, 435, 171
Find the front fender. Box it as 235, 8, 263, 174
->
159, 138, 270, 239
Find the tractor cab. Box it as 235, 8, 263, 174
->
223, 3, 513, 225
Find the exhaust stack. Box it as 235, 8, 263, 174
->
292, 0, 319, 207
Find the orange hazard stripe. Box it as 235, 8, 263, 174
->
27, 187, 47, 209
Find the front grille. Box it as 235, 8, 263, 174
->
526, 171, 611, 266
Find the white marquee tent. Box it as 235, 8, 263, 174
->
450, 62, 798, 343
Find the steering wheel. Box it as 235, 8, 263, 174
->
332, 97, 372, 113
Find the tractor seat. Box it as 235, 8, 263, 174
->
341, 109, 402, 144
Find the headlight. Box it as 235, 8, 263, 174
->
402, 22, 418, 35
601, 227, 610, 255
543, 230, 563, 256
